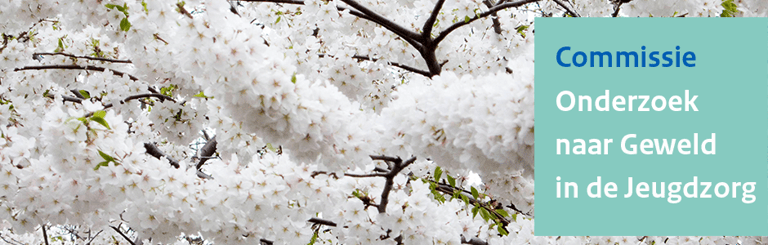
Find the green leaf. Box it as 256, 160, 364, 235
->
511, 213, 517, 222
471, 186, 479, 200
90, 117, 111, 130
479, 207, 491, 222
193, 91, 211, 98
92, 110, 106, 119
516, 25, 529, 38
94, 161, 110, 170
120, 18, 131, 32
266, 143, 277, 152
464, 16, 470, 23
434, 166, 442, 181
98, 150, 115, 163
446, 174, 455, 187
160, 84, 177, 97
141, 0, 148, 13
352, 189, 363, 199
461, 193, 469, 205
496, 209, 509, 217
105, 3, 129, 16
55, 38, 64, 52
275, 16, 282, 24
78, 90, 90, 99
291, 73, 297, 84
497, 225, 509, 236
721, 0, 738, 17
471, 206, 479, 218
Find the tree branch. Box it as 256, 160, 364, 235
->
195, 136, 217, 169
143, 142, 181, 168
377, 156, 416, 213
552, 0, 580, 17
433, 0, 541, 46
110, 225, 137, 245
102, 93, 176, 109
318, 53, 430, 77
308, 217, 337, 227
421, 0, 446, 39
176, 2, 193, 19
482, 0, 503, 34
42, 224, 49, 245
612, 1, 624, 17
311, 170, 388, 178
33, 52, 132, 63
461, 236, 489, 245
14, 65, 139, 81
338, 0, 423, 43
240, 0, 424, 49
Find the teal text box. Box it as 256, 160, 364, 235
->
534, 18, 768, 236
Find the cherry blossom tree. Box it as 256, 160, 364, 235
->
0, 0, 764, 244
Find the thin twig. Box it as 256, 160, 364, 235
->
318, 53, 430, 77
177, 2, 194, 19
421, 0, 446, 39
110, 225, 136, 245
33, 52, 132, 63
14, 65, 139, 81
311, 171, 388, 178
552, 0, 580, 17
433, 0, 541, 46
241, 0, 423, 50
338, 0, 422, 45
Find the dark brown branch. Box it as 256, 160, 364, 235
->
42, 224, 49, 245
110, 226, 136, 245
143, 142, 181, 168
81, 93, 175, 117
241, 0, 408, 43
612, 1, 623, 17
377, 156, 416, 213
195, 136, 217, 169
421, 0, 446, 39
85, 230, 103, 245
370, 155, 402, 163
34, 52, 132, 63
60, 95, 83, 103
104, 93, 176, 109
552, 0, 580, 17
433, 0, 541, 46
244, 0, 424, 50
177, 2, 194, 19
70, 89, 86, 99
318, 53, 430, 77
338, 0, 423, 45
311, 170, 388, 178
308, 217, 337, 227
482, 0, 503, 34
14, 65, 139, 81
461, 236, 489, 245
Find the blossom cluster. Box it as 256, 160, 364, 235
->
0, 0, 763, 244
